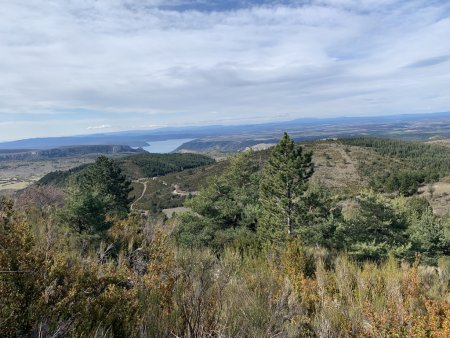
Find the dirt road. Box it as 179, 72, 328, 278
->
130, 180, 147, 211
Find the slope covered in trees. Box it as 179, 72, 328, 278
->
37, 152, 215, 187
117, 152, 215, 179
341, 137, 450, 195
37, 164, 90, 187
341, 137, 450, 175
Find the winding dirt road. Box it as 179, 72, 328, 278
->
130, 180, 147, 211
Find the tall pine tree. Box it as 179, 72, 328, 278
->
258, 133, 314, 243
81, 156, 132, 217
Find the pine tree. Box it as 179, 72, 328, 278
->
408, 208, 448, 265
188, 151, 261, 231
81, 156, 132, 217
336, 192, 409, 261
176, 151, 261, 251
58, 180, 110, 234
258, 132, 314, 243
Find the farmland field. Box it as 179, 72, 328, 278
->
0, 157, 96, 191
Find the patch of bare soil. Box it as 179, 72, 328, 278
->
426, 139, 450, 147
418, 182, 450, 216
163, 207, 190, 219
172, 184, 198, 197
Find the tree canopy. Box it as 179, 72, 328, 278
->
258, 132, 314, 243
81, 155, 132, 217
58, 156, 132, 236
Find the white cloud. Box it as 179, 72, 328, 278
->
0, 0, 449, 140
87, 124, 113, 130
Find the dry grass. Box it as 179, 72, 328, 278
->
305, 142, 370, 194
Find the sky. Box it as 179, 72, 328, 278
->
1, 0, 450, 141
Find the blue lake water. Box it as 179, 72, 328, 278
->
142, 138, 194, 153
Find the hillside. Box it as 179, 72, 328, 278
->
132, 138, 450, 216
131, 159, 229, 213
37, 164, 90, 187
132, 141, 364, 213
117, 153, 215, 179
38, 152, 215, 187
31, 136, 450, 217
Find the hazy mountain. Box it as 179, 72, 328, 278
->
0, 112, 449, 150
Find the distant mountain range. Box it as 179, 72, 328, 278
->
1, 111, 449, 151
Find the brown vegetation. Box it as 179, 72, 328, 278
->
2, 201, 450, 337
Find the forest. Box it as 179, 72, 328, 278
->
341, 137, 450, 195
2, 134, 450, 337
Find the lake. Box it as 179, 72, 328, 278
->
142, 138, 194, 153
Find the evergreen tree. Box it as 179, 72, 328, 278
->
176, 151, 261, 251
188, 151, 261, 231
58, 181, 110, 234
258, 132, 314, 243
336, 192, 409, 261
296, 182, 342, 249
81, 156, 132, 217
57, 156, 131, 235
408, 209, 449, 265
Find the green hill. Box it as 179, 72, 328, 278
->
117, 153, 215, 179
37, 164, 90, 187
38, 153, 215, 187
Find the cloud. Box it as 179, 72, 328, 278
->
135, 123, 168, 129
406, 55, 450, 68
0, 0, 449, 140
87, 124, 113, 130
